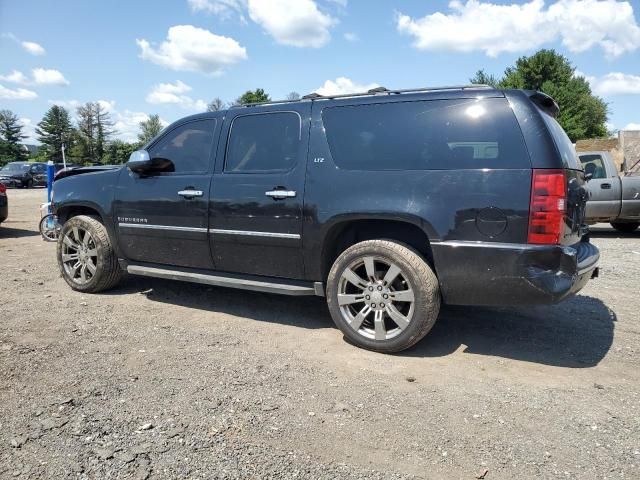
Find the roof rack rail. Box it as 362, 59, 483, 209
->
229, 84, 493, 108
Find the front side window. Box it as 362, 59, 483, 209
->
322, 98, 530, 170
148, 119, 216, 173
579, 154, 607, 179
225, 112, 300, 173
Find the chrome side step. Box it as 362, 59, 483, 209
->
127, 265, 320, 296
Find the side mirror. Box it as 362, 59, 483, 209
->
126, 150, 175, 175
584, 172, 593, 181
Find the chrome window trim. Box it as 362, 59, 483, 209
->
210, 228, 300, 239
118, 223, 208, 233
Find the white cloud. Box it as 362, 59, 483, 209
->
3, 33, 46, 55
188, 0, 245, 19
146, 80, 208, 111
137, 25, 247, 75
0, 70, 28, 84
32, 68, 69, 86
582, 72, 640, 96
21, 41, 45, 56
623, 122, 640, 131
19, 117, 37, 143
48, 99, 82, 110
344, 32, 358, 42
315, 77, 379, 96
112, 110, 170, 142
248, 0, 335, 48
396, 0, 640, 58
0, 84, 38, 100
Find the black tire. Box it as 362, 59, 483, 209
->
25, 179, 33, 189
326, 240, 440, 353
610, 222, 639, 233
56, 215, 123, 293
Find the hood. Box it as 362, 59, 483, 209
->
54, 165, 121, 181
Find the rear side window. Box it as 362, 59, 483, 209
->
225, 112, 301, 173
539, 112, 581, 170
579, 154, 607, 179
322, 98, 530, 170
149, 119, 216, 173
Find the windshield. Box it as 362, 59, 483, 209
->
1, 163, 29, 173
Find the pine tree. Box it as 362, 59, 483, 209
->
138, 114, 163, 144
0, 109, 27, 166
36, 105, 74, 163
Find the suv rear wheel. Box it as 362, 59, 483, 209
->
611, 222, 639, 233
326, 240, 440, 353
56, 215, 123, 292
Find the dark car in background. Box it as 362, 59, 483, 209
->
0, 162, 47, 188
0, 182, 7, 224
50, 85, 599, 353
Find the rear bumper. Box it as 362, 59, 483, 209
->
431, 240, 600, 305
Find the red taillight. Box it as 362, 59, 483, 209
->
0, 183, 6, 194
528, 169, 566, 245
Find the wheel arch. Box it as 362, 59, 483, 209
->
319, 216, 437, 281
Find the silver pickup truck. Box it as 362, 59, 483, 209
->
579, 151, 640, 233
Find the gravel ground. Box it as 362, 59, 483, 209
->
1, 188, 638, 479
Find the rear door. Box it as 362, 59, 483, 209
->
209, 104, 311, 279
114, 118, 219, 269
579, 153, 622, 220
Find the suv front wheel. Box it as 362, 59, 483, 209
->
56, 215, 123, 293
326, 240, 440, 353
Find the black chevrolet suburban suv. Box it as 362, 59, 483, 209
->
51, 85, 599, 353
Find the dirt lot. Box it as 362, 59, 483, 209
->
0, 188, 638, 479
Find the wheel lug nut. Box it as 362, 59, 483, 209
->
371, 303, 376, 308
377, 286, 383, 291
383, 294, 388, 299
380, 303, 385, 308
365, 295, 370, 300
369, 286, 374, 291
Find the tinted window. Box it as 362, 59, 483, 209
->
579, 154, 607, 179
148, 119, 216, 173
322, 98, 529, 170
225, 112, 300, 173
540, 112, 581, 169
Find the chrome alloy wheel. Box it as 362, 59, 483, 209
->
61, 226, 98, 285
337, 256, 415, 341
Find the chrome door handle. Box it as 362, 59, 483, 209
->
178, 189, 203, 198
265, 190, 296, 199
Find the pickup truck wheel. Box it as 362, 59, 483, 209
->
610, 222, 639, 233
326, 240, 440, 353
56, 215, 123, 293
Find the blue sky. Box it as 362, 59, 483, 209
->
1, 0, 639, 144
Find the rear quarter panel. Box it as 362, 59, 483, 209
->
303, 95, 533, 280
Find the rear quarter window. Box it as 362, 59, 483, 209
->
539, 112, 581, 170
322, 98, 530, 170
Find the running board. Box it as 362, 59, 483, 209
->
127, 265, 322, 296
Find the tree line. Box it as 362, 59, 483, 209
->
0, 88, 284, 167
1, 50, 610, 167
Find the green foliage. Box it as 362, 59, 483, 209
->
0, 109, 28, 166
235, 88, 271, 105
471, 49, 608, 141
103, 139, 141, 165
76, 102, 115, 164
138, 114, 163, 145
35, 105, 75, 163
469, 69, 499, 88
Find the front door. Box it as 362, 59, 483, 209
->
580, 153, 622, 219
209, 105, 310, 279
114, 118, 219, 269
